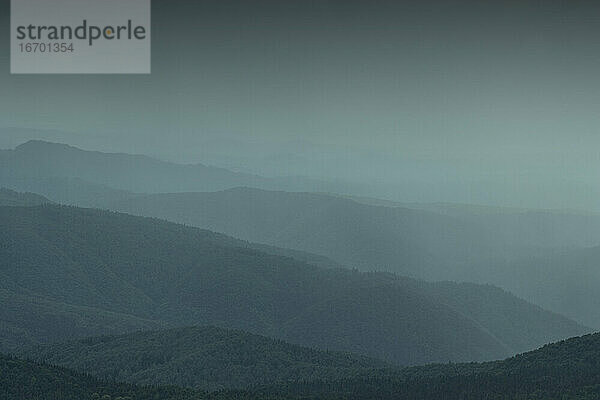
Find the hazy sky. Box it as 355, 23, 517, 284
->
1, 0, 600, 208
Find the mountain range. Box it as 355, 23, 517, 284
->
1, 140, 599, 398
0, 200, 587, 366
3, 141, 600, 328
106, 188, 600, 327
0, 140, 267, 193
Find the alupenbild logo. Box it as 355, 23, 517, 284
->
11, 0, 151, 74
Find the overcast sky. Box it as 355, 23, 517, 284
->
1, 0, 600, 209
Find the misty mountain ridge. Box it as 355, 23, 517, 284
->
1, 140, 267, 193
2, 1, 599, 397
0, 203, 587, 366
0, 187, 52, 207
102, 186, 600, 328
10, 139, 599, 216
107, 186, 600, 278
490, 244, 600, 328
4, 140, 600, 328
5, 140, 600, 250
1, 140, 344, 197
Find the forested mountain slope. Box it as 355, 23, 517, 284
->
4, 332, 600, 400
0, 354, 199, 400
5, 142, 600, 330
234, 331, 600, 400
108, 187, 495, 281
26, 326, 387, 391
0, 204, 586, 365
0, 175, 133, 208
108, 187, 600, 328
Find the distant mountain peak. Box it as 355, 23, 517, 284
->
4, 140, 269, 194
15, 139, 77, 151
0, 187, 52, 206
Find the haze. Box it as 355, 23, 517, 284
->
4, 2, 600, 398
1, 0, 600, 210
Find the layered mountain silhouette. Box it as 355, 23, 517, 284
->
0, 203, 587, 365
4, 141, 600, 256
107, 188, 600, 328
108, 188, 600, 295
1, 140, 598, 398
109, 188, 500, 280
343, 194, 600, 249
3, 141, 600, 329
490, 245, 600, 328
0, 140, 267, 193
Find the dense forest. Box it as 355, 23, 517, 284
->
0, 354, 199, 400
23, 326, 388, 391
232, 332, 600, 400
4, 332, 600, 399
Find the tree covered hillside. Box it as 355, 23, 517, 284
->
26, 326, 388, 391
4, 332, 600, 400
0, 204, 587, 365
232, 332, 600, 400
0, 354, 199, 400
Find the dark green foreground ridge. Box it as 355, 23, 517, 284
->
24, 326, 386, 391
3, 331, 600, 400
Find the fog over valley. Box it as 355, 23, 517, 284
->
1, 1, 600, 399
